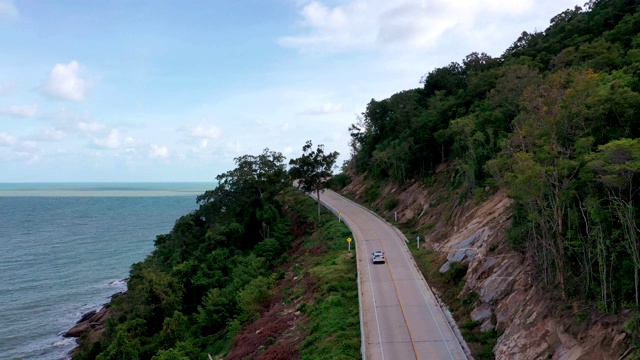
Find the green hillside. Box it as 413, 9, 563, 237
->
347, 0, 640, 350
72, 149, 359, 359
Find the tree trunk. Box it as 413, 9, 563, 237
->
316, 188, 321, 225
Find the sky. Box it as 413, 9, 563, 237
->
0, 0, 581, 182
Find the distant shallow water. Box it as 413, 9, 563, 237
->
0, 183, 212, 360
0, 182, 213, 197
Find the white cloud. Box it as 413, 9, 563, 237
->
30, 128, 66, 141
93, 129, 122, 149
0, 104, 38, 118
78, 121, 107, 134
92, 130, 143, 155
298, 102, 343, 115
280, 0, 567, 53
182, 122, 222, 139
0, 131, 17, 146
41, 61, 88, 101
375, 2, 458, 50
0, 0, 18, 20
279, 0, 374, 52
149, 144, 169, 158
301, 2, 348, 30
43, 109, 108, 138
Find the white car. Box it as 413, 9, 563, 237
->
372, 251, 385, 264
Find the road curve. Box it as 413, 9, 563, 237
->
317, 189, 469, 360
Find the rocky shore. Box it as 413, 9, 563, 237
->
63, 292, 123, 355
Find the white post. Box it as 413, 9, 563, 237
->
395, 211, 397, 222
416, 235, 420, 250
348, 241, 351, 252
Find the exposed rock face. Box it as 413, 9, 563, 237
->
64, 291, 123, 356
64, 305, 114, 339
342, 173, 632, 359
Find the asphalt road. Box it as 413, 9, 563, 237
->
317, 189, 469, 360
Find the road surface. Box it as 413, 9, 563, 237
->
317, 189, 469, 360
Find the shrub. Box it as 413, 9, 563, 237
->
384, 196, 399, 211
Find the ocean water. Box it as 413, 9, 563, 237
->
0, 183, 211, 360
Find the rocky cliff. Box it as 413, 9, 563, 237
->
341, 170, 633, 359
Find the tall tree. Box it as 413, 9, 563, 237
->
587, 138, 640, 305
289, 141, 340, 223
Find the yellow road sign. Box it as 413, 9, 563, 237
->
347, 237, 352, 243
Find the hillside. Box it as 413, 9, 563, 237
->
341, 0, 640, 357
69, 150, 361, 360
340, 167, 631, 358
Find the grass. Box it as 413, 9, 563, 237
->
299, 206, 361, 360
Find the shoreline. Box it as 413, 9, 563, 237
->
63, 291, 124, 357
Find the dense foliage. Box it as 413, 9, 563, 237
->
289, 140, 340, 223
349, 0, 640, 312
73, 147, 359, 359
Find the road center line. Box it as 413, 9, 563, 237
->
371, 225, 420, 360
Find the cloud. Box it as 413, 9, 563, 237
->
149, 144, 169, 158
0, 0, 18, 20
279, 0, 551, 53
279, 0, 373, 52
78, 121, 107, 134
43, 108, 108, 137
0, 131, 17, 146
30, 128, 66, 141
93, 129, 123, 149
301, 2, 348, 30
182, 122, 222, 139
0, 104, 38, 118
376, 2, 458, 50
41, 61, 88, 101
298, 102, 343, 115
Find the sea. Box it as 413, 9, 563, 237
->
0, 183, 212, 360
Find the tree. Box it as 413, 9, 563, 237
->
587, 138, 640, 305
196, 148, 288, 246
289, 141, 340, 223
420, 61, 466, 97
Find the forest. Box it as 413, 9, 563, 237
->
348, 0, 640, 314
72, 146, 361, 359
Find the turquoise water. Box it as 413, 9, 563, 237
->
0, 183, 211, 359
